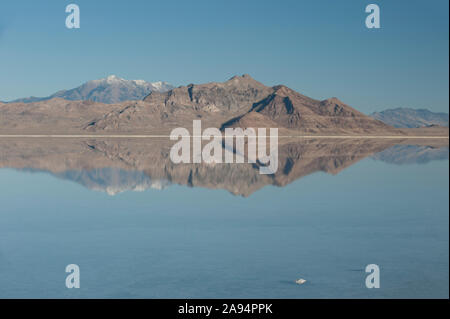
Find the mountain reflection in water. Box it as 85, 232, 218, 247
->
0, 138, 448, 196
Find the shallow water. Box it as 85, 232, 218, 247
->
0, 140, 448, 298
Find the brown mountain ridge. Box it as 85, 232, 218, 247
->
0, 74, 448, 136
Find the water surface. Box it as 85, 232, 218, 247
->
0, 139, 448, 298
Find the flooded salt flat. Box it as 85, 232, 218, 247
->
0, 140, 448, 298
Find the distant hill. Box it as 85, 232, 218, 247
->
7, 75, 174, 104
370, 108, 449, 128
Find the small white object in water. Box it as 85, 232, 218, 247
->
295, 278, 307, 285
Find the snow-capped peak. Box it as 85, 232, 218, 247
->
102, 76, 170, 89
133, 79, 147, 85
151, 81, 164, 89
8, 75, 174, 104
105, 74, 124, 83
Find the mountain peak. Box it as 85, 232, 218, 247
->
272, 85, 295, 96
321, 97, 344, 105
227, 74, 255, 82
106, 74, 121, 81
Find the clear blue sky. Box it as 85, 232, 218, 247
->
0, 0, 448, 113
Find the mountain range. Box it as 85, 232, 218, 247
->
370, 108, 449, 128
83, 74, 404, 135
0, 74, 448, 136
6, 75, 174, 104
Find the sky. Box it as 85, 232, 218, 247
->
0, 0, 448, 113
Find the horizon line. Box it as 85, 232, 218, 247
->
0, 135, 448, 139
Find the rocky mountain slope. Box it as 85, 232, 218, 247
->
143, 74, 273, 112
221, 84, 398, 134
